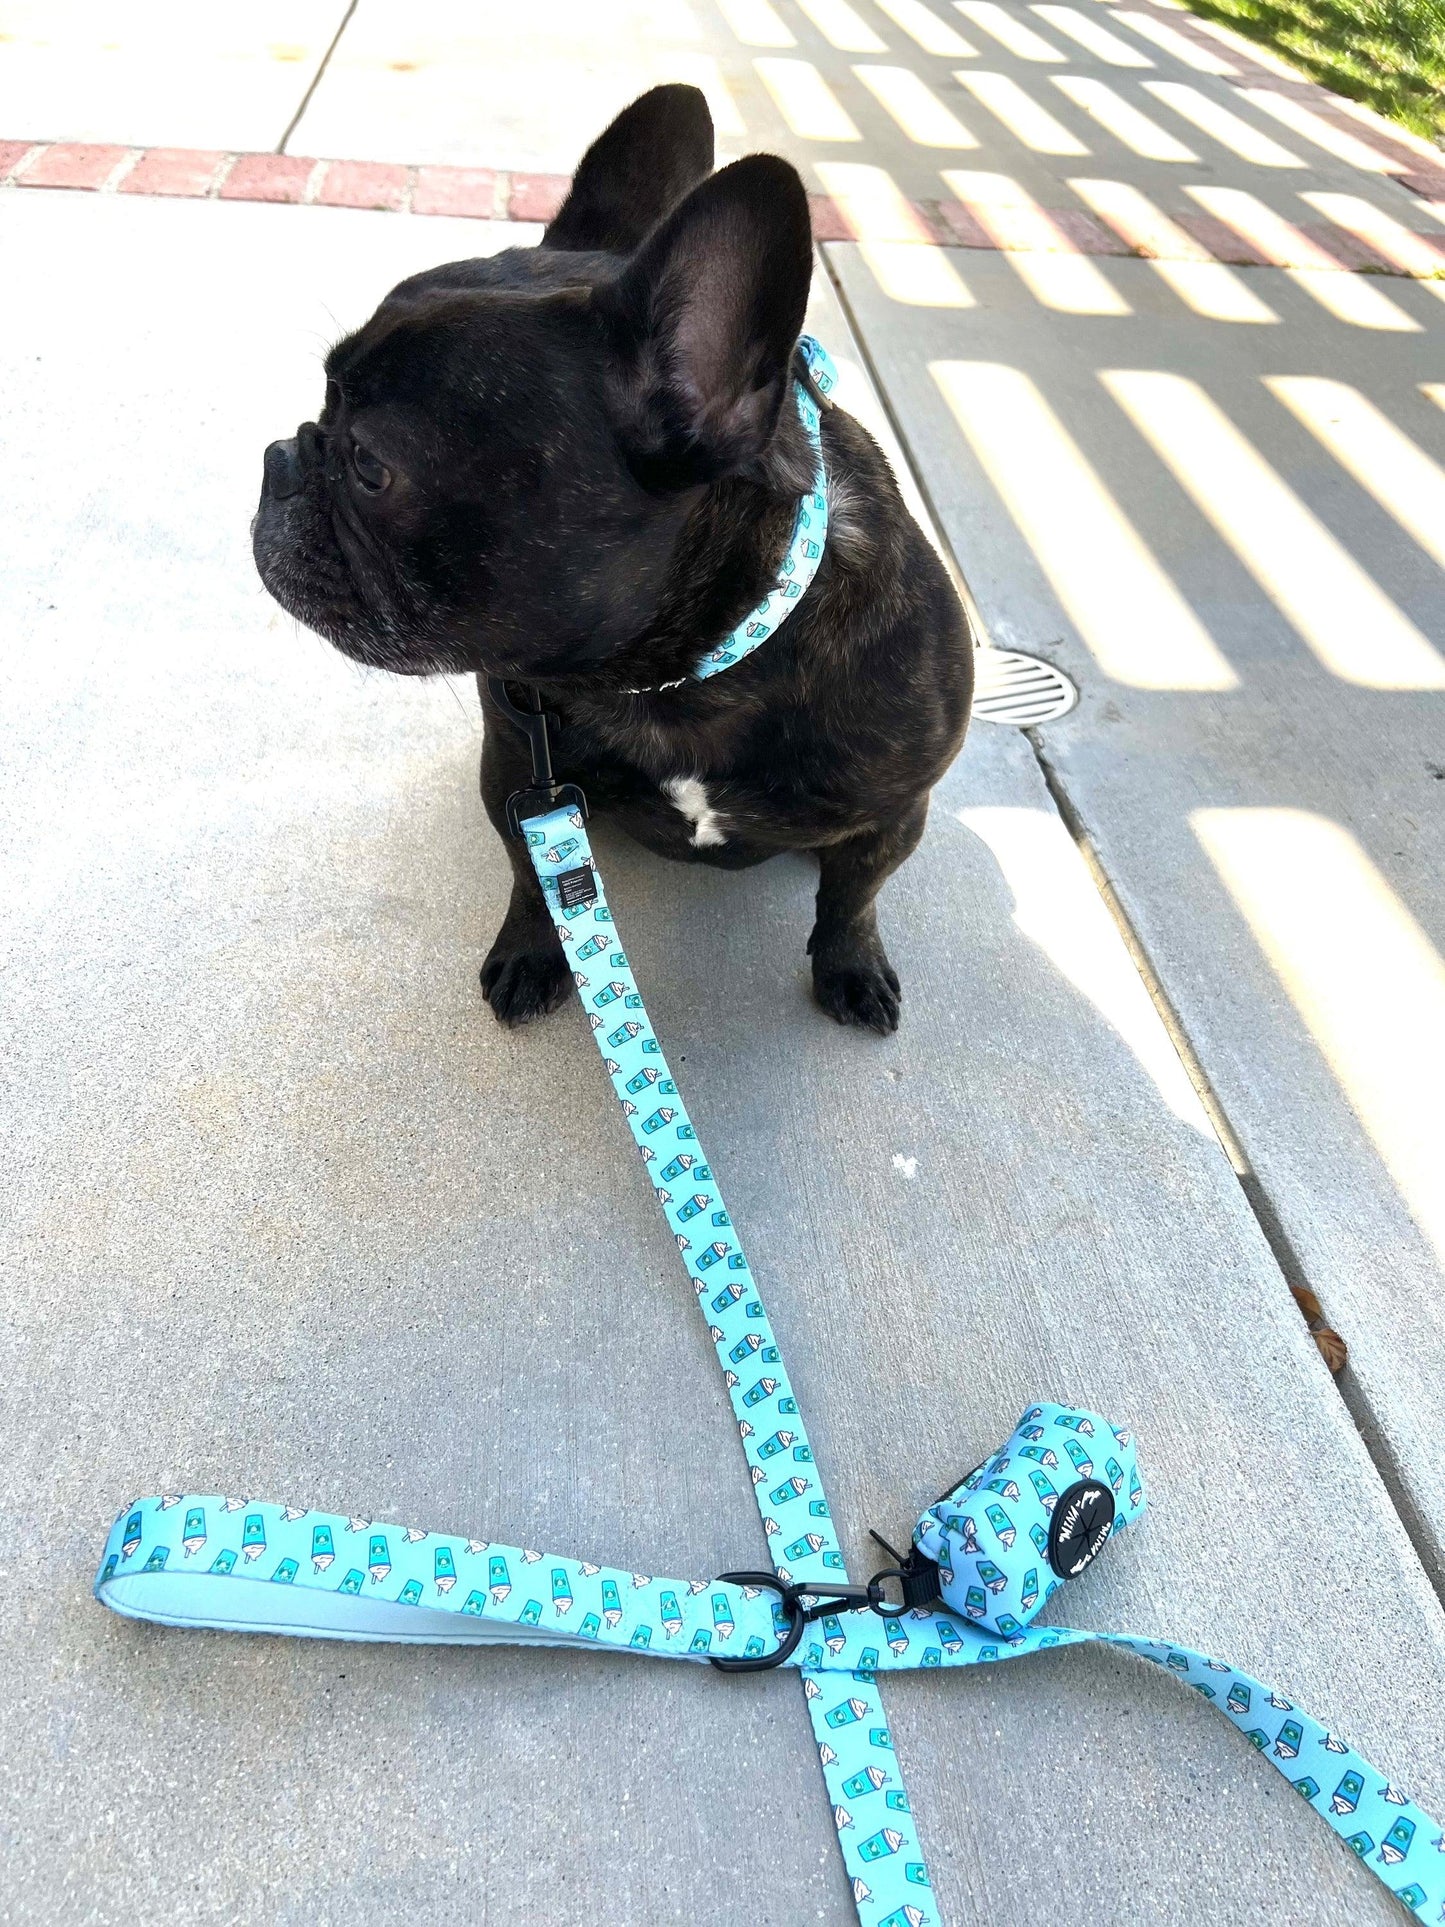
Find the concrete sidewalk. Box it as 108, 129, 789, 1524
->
3, 181, 1445, 1927
2, 3, 1444, 1922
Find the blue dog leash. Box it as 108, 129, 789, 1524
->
97, 797, 1445, 1922
97, 342, 1445, 1924
516, 799, 934, 1917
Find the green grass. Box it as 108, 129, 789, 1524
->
1180, 0, 1445, 145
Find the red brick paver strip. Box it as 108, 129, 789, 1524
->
1269, 88, 1444, 182
17, 143, 132, 191
5, 137, 1445, 279
0, 141, 38, 182
805, 195, 852, 244
1043, 208, 1137, 256
1070, 189, 1220, 263
218, 154, 318, 205
933, 199, 996, 250
507, 172, 569, 223
316, 160, 411, 212
120, 149, 228, 198
1297, 222, 1395, 272
412, 165, 500, 218
1172, 212, 1276, 268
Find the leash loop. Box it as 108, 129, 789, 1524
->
707, 1570, 807, 1672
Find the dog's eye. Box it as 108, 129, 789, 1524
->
350, 440, 391, 493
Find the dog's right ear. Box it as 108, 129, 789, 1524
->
543, 85, 715, 254
598, 154, 813, 492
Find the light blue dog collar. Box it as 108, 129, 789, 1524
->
691, 334, 833, 681
96, 339, 1445, 1925
625, 334, 833, 694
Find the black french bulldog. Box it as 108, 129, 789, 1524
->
253, 85, 972, 1034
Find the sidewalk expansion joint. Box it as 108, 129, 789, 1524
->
1028, 737, 1445, 1612
278, 0, 360, 158
822, 237, 1445, 1615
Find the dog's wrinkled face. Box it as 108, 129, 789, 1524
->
253, 261, 667, 679
252, 85, 812, 682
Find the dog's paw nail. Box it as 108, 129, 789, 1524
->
812, 958, 902, 1036
479, 947, 570, 1028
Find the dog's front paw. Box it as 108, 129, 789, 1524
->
811, 947, 902, 1036
480, 938, 571, 1028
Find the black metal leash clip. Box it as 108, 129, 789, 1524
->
487, 676, 589, 838
709, 1539, 943, 1674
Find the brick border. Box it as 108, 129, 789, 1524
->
3, 138, 1443, 278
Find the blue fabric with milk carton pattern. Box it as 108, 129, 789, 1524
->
692, 335, 834, 680
521, 799, 933, 1920
98, 1402, 1445, 1922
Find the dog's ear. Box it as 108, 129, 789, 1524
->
599, 154, 813, 491
543, 85, 715, 254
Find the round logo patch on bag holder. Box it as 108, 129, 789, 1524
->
1047, 1478, 1115, 1578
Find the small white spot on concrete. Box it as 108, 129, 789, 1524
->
665, 775, 727, 848
891, 1154, 918, 1180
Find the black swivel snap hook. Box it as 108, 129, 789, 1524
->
486, 675, 588, 838
709, 1542, 944, 1674
709, 1572, 875, 1673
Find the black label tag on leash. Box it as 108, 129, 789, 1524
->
557, 866, 598, 910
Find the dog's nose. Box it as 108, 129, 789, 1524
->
263, 438, 302, 501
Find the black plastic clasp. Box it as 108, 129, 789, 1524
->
793, 1582, 878, 1624
867, 1541, 944, 1618
486, 675, 588, 837
867, 1532, 943, 1614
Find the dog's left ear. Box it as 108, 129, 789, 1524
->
543, 84, 715, 254
599, 154, 813, 491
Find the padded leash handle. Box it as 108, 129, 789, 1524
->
97, 1412, 1445, 1923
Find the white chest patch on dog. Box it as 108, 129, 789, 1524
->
665, 776, 728, 848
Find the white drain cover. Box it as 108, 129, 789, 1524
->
972, 648, 1078, 727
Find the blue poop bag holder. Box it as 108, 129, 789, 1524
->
99, 344, 1442, 1924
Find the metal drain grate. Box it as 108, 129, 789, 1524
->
972, 648, 1078, 727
